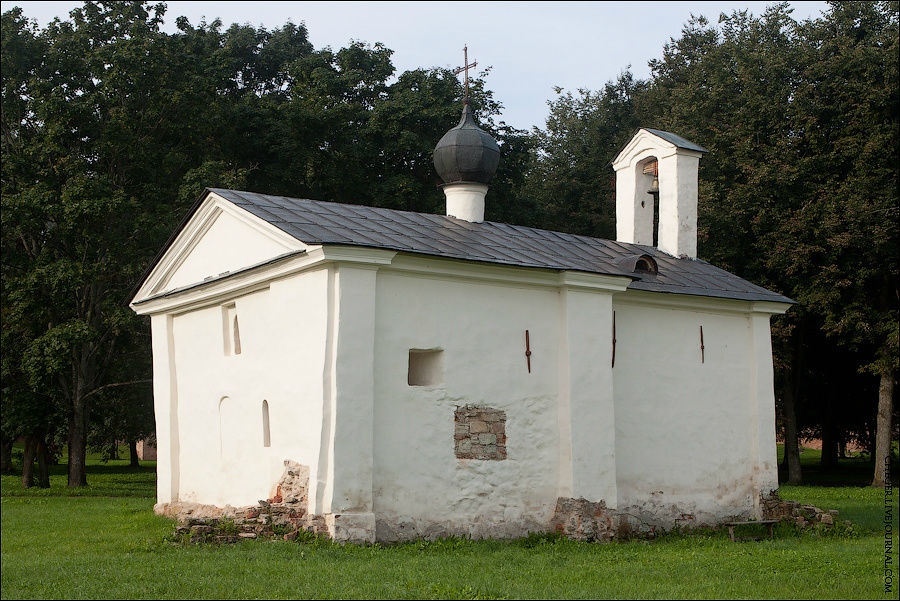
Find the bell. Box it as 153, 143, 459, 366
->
647, 177, 659, 195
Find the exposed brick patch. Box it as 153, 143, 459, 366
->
454, 405, 507, 460
550, 497, 617, 542
271, 460, 309, 506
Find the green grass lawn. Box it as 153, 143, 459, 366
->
1, 446, 896, 599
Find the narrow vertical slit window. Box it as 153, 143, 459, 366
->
222, 303, 242, 356
233, 315, 242, 355
262, 400, 270, 447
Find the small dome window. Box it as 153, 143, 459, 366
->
634, 255, 658, 274
616, 254, 658, 276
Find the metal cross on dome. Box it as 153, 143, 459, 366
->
452, 45, 477, 102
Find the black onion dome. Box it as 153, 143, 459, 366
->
433, 102, 500, 185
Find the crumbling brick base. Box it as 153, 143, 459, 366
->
158, 460, 329, 543
759, 490, 847, 529
173, 502, 328, 544
550, 497, 618, 542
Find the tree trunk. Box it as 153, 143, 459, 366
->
129, 439, 140, 468
782, 370, 803, 484
0, 437, 13, 474
67, 398, 88, 487
872, 371, 894, 487
22, 435, 36, 488
36, 435, 50, 488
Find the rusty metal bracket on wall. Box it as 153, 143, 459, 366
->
525, 329, 532, 373
700, 325, 705, 363
612, 311, 617, 368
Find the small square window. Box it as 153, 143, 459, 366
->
408, 349, 443, 386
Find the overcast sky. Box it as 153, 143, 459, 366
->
4, 1, 830, 130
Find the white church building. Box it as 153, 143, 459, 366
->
131, 104, 792, 543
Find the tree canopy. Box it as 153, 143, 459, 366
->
528, 1, 898, 482
0, 1, 530, 485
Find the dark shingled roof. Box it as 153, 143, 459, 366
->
205, 188, 792, 304
642, 128, 709, 153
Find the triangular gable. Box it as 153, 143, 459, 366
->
131, 191, 306, 304
612, 129, 679, 169
612, 128, 707, 170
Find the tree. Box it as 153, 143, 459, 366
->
2, 2, 526, 488
785, 1, 898, 485
527, 1, 898, 485
1, 2, 227, 486
1, 7, 62, 487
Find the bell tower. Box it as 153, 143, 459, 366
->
612, 128, 707, 258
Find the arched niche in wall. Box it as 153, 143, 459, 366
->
218, 396, 230, 459
218, 395, 256, 464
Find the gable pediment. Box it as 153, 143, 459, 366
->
612, 129, 678, 169
131, 191, 307, 304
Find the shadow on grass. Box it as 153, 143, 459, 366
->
1, 459, 156, 498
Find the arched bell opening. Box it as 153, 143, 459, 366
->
637, 157, 661, 247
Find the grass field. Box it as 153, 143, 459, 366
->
1, 446, 897, 599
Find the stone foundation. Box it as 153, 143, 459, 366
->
374, 515, 548, 543
759, 490, 847, 529
162, 493, 854, 545
550, 497, 618, 542
158, 469, 850, 545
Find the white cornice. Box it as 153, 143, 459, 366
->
750, 301, 793, 315
319, 246, 397, 266
558, 271, 632, 293
386, 254, 632, 292
615, 289, 792, 315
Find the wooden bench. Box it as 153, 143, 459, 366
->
724, 519, 778, 542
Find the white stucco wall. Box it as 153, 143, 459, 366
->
157, 268, 329, 507
371, 268, 564, 537
612, 296, 778, 526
